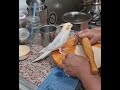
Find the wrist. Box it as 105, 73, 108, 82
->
78, 73, 101, 90
78, 72, 100, 81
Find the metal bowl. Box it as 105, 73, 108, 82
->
62, 11, 92, 31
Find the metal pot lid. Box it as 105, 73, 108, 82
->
62, 11, 92, 24
19, 28, 30, 39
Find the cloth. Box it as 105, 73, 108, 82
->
37, 66, 81, 90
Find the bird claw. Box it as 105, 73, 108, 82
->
59, 48, 64, 54
58, 48, 68, 55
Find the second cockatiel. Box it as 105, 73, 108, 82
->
32, 22, 73, 62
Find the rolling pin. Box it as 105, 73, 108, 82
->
82, 37, 99, 74
80, 23, 99, 74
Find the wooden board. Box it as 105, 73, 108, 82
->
51, 37, 101, 68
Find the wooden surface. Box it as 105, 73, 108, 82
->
51, 37, 101, 68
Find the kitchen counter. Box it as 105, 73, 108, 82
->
19, 31, 78, 90
19, 76, 37, 90
19, 34, 55, 86
19, 24, 100, 89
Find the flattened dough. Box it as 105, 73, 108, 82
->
75, 45, 101, 68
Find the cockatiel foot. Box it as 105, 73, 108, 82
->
58, 48, 64, 55
58, 48, 68, 55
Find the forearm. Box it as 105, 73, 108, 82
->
78, 73, 101, 90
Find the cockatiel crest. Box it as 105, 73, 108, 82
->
32, 22, 73, 63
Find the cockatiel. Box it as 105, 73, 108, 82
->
32, 22, 73, 63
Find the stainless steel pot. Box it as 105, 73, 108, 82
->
26, 0, 84, 25
62, 11, 92, 31
27, 4, 48, 25
39, 24, 62, 47
40, 25, 58, 47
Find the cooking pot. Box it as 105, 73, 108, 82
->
62, 11, 92, 31
26, 0, 84, 25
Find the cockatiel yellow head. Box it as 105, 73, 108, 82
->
62, 22, 73, 32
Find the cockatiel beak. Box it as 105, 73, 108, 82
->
63, 22, 73, 31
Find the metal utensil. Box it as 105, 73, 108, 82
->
19, 28, 30, 44
27, 3, 48, 25
40, 25, 58, 47
62, 11, 91, 31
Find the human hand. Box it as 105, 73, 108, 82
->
62, 54, 101, 90
74, 27, 101, 45
62, 54, 91, 78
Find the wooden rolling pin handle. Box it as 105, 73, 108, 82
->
89, 58, 99, 74
82, 37, 99, 75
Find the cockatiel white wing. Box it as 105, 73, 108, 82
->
40, 29, 70, 53
32, 22, 73, 62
